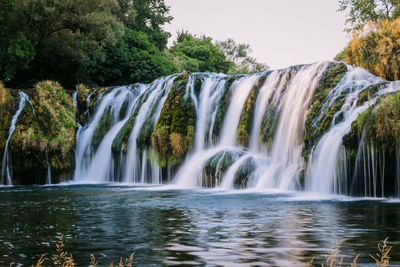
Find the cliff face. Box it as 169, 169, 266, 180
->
1, 61, 399, 197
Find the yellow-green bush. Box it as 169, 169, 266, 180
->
9, 81, 77, 182
337, 18, 400, 81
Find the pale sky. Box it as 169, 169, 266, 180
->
164, 0, 349, 70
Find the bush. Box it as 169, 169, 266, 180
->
338, 18, 400, 81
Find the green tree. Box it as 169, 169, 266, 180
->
87, 29, 178, 86
216, 38, 269, 74
1, 0, 123, 88
169, 31, 233, 73
115, 0, 173, 50
339, 0, 400, 31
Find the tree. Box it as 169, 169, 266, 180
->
2, 0, 123, 88
115, 0, 173, 51
216, 38, 269, 74
87, 29, 178, 86
339, 0, 400, 31
169, 31, 233, 73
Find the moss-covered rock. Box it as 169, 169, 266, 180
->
151, 73, 196, 167
343, 91, 400, 196
236, 76, 264, 146
111, 85, 158, 155
233, 158, 256, 189
75, 84, 90, 125
0, 83, 14, 152
202, 150, 243, 187
9, 81, 77, 184
211, 76, 239, 143
91, 106, 113, 150
259, 107, 280, 148
303, 62, 348, 161
345, 91, 400, 152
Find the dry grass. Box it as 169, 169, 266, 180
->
170, 132, 186, 158
28, 235, 135, 267
10, 235, 393, 266
307, 238, 392, 267
369, 237, 391, 267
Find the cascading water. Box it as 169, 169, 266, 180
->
72, 91, 78, 109
306, 67, 400, 195
74, 76, 177, 184
46, 152, 52, 185
69, 61, 400, 197
74, 85, 143, 182
1, 92, 34, 185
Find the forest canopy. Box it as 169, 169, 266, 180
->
0, 0, 268, 89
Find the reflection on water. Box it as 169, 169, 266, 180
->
0, 185, 400, 266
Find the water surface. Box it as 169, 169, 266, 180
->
1, 185, 400, 266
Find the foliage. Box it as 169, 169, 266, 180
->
9, 81, 77, 182
343, 90, 400, 157
0, 82, 13, 153
169, 31, 233, 73
118, 0, 173, 50
1, 0, 124, 88
338, 0, 400, 32
169, 32, 268, 75
373, 91, 400, 145
0, 0, 175, 88
338, 18, 400, 80
87, 29, 178, 87
216, 38, 269, 74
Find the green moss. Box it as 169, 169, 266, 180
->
202, 150, 242, 187
236, 77, 262, 146
342, 91, 400, 196
75, 84, 90, 124
233, 159, 255, 189
303, 62, 348, 161
111, 92, 147, 155
9, 81, 77, 184
259, 108, 280, 148
211, 76, 239, 143
92, 106, 113, 150
87, 87, 112, 115
151, 73, 196, 167
0, 83, 13, 153
356, 83, 386, 106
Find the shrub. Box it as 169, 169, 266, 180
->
338, 18, 400, 81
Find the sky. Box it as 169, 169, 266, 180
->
164, 0, 349, 70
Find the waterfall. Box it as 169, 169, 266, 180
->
173, 74, 261, 188
124, 77, 173, 183
74, 85, 144, 182
306, 67, 400, 195
74, 75, 177, 183
72, 91, 78, 109
46, 152, 52, 185
1, 92, 33, 185
67, 61, 400, 197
